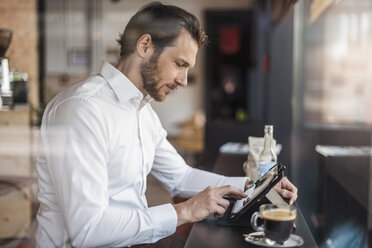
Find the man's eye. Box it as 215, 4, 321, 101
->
176, 62, 183, 68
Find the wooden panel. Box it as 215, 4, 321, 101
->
0, 109, 31, 177
0, 0, 39, 123
0, 108, 30, 126
0, 185, 31, 238
0, 108, 33, 238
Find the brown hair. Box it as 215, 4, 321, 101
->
117, 2, 208, 58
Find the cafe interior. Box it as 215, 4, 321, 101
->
0, 0, 372, 247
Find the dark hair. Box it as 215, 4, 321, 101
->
117, 2, 208, 58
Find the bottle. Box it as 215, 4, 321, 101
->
258, 125, 277, 178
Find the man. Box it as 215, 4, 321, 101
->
36, 2, 297, 247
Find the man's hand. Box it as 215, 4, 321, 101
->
274, 177, 298, 205
173, 185, 247, 226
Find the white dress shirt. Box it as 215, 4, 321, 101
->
36, 61, 247, 248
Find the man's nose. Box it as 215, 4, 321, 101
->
176, 70, 188, 87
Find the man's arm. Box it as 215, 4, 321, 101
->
173, 185, 246, 226
151, 139, 249, 196
150, 116, 297, 225
170, 176, 297, 226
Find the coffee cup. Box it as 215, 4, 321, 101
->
251, 204, 296, 245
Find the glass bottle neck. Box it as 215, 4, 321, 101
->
259, 127, 277, 162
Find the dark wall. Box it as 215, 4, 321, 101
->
266, 12, 294, 175
202, 4, 295, 172
200, 120, 264, 171
204, 10, 255, 122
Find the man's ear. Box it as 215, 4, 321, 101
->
137, 34, 153, 58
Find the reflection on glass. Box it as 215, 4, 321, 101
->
303, 0, 372, 126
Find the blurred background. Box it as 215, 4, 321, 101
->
0, 0, 371, 247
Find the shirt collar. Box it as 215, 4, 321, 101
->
99, 61, 153, 108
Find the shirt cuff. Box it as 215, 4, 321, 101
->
221, 176, 248, 191
148, 203, 177, 241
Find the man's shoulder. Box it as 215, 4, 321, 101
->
44, 75, 110, 115
64, 75, 107, 99
49, 75, 112, 105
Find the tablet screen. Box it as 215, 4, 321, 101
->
231, 165, 278, 215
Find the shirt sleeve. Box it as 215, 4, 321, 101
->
150, 125, 247, 198
42, 98, 177, 247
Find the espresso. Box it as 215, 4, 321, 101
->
262, 208, 296, 243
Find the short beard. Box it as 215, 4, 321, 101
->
140, 50, 164, 101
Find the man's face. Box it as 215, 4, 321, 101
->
140, 30, 198, 101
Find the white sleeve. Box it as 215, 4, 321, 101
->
173, 167, 248, 198
150, 127, 247, 198
43, 98, 177, 247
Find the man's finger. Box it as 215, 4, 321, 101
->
281, 178, 298, 194
214, 205, 227, 218
278, 188, 298, 205
289, 194, 298, 205
216, 197, 230, 210
289, 195, 298, 205
277, 188, 293, 199
290, 191, 298, 204
216, 185, 247, 198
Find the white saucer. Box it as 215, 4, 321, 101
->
244, 231, 304, 247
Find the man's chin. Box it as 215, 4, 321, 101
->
156, 97, 166, 102
152, 93, 167, 102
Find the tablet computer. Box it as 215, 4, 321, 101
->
229, 163, 285, 220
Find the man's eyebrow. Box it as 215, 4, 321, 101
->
178, 58, 191, 67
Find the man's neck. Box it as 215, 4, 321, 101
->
116, 56, 146, 96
